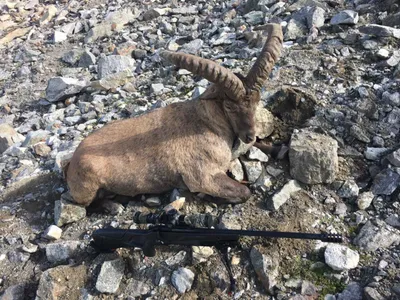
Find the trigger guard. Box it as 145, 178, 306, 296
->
142, 242, 156, 257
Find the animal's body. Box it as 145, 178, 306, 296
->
66, 24, 283, 209
67, 100, 247, 206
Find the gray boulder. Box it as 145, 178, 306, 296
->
337, 282, 363, 300
46, 77, 87, 102
371, 168, 400, 196
359, 24, 400, 39
289, 130, 338, 184
250, 246, 279, 293
330, 10, 359, 25
353, 220, 400, 251
95, 258, 125, 294
54, 199, 86, 227
98, 55, 135, 79
0, 124, 25, 154
45, 241, 81, 263
0, 284, 25, 300
171, 267, 194, 294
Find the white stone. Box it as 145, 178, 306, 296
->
255, 105, 274, 139
378, 260, 388, 269
337, 179, 359, 198
247, 146, 269, 162
171, 267, 194, 294
165, 251, 186, 266
54, 199, 86, 227
230, 158, 244, 182
250, 247, 279, 292
150, 83, 165, 95
53, 31, 68, 43
353, 220, 400, 251
145, 196, 161, 207
97, 55, 135, 79
377, 49, 390, 59
43, 225, 62, 240
192, 246, 214, 263
324, 244, 359, 271
325, 197, 336, 204
357, 191, 374, 210
268, 180, 302, 211
384, 50, 400, 67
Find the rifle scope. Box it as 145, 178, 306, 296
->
133, 209, 220, 228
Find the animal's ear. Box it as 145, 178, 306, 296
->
197, 85, 222, 101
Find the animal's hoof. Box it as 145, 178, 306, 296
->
201, 195, 248, 205
229, 196, 251, 205
246, 195, 255, 203
226, 193, 253, 205
101, 201, 124, 215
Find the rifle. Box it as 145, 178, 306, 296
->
91, 209, 342, 292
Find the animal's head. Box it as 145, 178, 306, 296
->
161, 24, 283, 144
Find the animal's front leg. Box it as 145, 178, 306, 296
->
188, 173, 252, 205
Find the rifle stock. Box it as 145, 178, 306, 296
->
92, 228, 159, 256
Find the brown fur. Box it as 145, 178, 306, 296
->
66, 24, 283, 208
67, 94, 257, 206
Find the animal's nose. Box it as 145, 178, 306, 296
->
245, 134, 255, 143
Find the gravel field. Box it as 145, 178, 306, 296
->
0, 0, 400, 299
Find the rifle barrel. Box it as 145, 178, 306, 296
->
158, 227, 342, 243
239, 229, 342, 243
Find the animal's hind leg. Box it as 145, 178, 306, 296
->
67, 176, 100, 207
185, 173, 252, 205
66, 158, 103, 207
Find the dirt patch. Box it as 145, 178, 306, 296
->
267, 86, 317, 143
243, 190, 325, 258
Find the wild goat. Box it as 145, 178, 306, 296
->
66, 24, 283, 210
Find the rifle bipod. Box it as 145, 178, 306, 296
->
216, 244, 237, 294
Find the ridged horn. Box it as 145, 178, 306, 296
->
245, 23, 283, 91
160, 51, 246, 100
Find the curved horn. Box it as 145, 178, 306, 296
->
245, 23, 283, 91
160, 51, 246, 100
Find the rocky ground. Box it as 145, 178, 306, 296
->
0, 0, 400, 299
